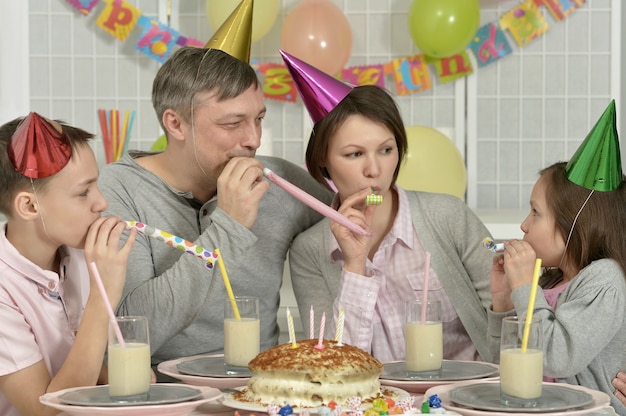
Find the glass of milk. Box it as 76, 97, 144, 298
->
108, 316, 151, 402
500, 315, 543, 407
224, 296, 260, 373
405, 299, 443, 377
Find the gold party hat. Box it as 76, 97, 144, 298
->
565, 100, 623, 191
204, 0, 253, 63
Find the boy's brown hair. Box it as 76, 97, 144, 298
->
0, 116, 94, 216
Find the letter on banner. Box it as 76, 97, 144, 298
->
499, 1, 550, 47
261, 64, 297, 102
428, 52, 474, 84
390, 55, 432, 96
135, 15, 179, 63
96, 0, 141, 41
469, 22, 513, 68
341, 65, 385, 87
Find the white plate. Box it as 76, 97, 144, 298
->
157, 354, 248, 389
220, 385, 410, 414
39, 384, 222, 416
380, 360, 499, 394
426, 380, 612, 416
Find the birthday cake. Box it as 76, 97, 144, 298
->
242, 339, 384, 407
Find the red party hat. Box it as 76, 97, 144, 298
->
8, 112, 72, 178
280, 49, 353, 124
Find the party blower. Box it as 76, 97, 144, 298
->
263, 168, 372, 237
124, 221, 241, 318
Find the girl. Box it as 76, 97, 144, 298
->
489, 101, 626, 413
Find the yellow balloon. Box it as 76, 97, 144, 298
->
206, 0, 279, 43
397, 126, 467, 199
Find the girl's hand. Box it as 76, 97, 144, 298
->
502, 239, 537, 291
490, 251, 513, 312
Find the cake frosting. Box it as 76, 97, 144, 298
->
244, 339, 384, 407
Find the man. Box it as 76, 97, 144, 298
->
98, 43, 331, 371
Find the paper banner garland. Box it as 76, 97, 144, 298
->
68, 0, 588, 99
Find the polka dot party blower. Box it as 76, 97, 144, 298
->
124, 221, 218, 269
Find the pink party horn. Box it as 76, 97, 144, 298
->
263, 168, 372, 237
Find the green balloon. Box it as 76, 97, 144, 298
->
151, 134, 167, 151
408, 0, 480, 58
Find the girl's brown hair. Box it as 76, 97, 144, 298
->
539, 162, 626, 287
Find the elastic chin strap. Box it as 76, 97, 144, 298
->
30, 178, 52, 243
190, 49, 212, 182
559, 189, 594, 270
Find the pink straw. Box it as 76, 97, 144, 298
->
315, 312, 326, 350
310, 305, 315, 339
89, 262, 125, 347
420, 252, 431, 324
263, 168, 372, 237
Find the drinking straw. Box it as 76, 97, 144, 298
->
310, 305, 315, 339
121, 110, 136, 157
116, 110, 129, 162
214, 248, 241, 320
521, 258, 542, 352
111, 109, 118, 163
124, 221, 217, 269
420, 251, 431, 324
89, 262, 125, 347
263, 168, 372, 237
315, 312, 326, 350
287, 308, 298, 349
97, 109, 113, 164
335, 307, 345, 346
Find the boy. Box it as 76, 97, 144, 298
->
0, 113, 135, 415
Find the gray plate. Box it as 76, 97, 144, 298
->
176, 356, 251, 378
449, 382, 594, 413
382, 361, 498, 381
58, 385, 202, 407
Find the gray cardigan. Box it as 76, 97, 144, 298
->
290, 190, 496, 362
487, 258, 626, 414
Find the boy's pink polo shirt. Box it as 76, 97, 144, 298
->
0, 223, 89, 415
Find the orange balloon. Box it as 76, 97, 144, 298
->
280, 0, 352, 75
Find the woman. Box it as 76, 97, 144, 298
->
282, 53, 495, 363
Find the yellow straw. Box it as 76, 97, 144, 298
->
521, 258, 542, 352
214, 248, 241, 320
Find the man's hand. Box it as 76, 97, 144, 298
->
217, 157, 269, 229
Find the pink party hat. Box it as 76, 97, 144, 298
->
8, 112, 71, 178
205, 0, 253, 63
280, 49, 352, 124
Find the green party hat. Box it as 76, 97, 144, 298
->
565, 100, 623, 191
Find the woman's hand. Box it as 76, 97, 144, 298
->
612, 372, 626, 406
330, 188, 376, 275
